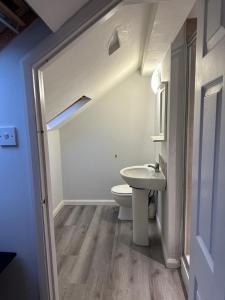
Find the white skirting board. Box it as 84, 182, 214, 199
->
156, 216, 180, 269
181, 256, 189, 293
53, 201, 64, 217
64, 200, 117, 206
53, 199, 117, 218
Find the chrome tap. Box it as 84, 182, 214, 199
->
147, 162, 160, 173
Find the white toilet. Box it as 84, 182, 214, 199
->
111, 184, 132, 220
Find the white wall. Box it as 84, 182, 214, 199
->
60, 71, 155, 200
47, 130, 63, 211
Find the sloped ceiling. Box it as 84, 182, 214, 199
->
25, 0, 164, 32
141, 0, 196, 75
25, 0, 90, 31
41, 0, 196, 123
41, 3, 152, 121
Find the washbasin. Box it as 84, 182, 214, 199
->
120, 165, 167, 246
120, 165, 166, 190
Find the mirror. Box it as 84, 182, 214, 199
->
151, 81, 168, 142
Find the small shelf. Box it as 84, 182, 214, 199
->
151, 135, 165, 142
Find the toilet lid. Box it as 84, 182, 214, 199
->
111, 184, 132, 195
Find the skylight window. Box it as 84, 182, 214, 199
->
47, 96, 91, 130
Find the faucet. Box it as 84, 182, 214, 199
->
147, 162, 160, 173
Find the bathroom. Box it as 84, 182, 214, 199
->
38, 1, 197, 299
2, 0, 225, 298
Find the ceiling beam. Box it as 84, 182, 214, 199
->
0, 1, 25, 27
140, 3, 158, 75
140, 0, 196, 76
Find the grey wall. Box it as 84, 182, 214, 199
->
156, 25, 186, 267
154, 49, 171, 162
167, 25, 186, 261
155, 48, 171, 263
60, 72, 155, 200
0, 20, 50, 299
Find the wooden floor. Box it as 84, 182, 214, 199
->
54, 206, 186, 300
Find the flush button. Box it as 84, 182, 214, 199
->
0, 127, 17, 146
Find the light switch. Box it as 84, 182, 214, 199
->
0, 127, 17, 146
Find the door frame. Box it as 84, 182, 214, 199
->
21, 1, 122, 299
181, 20, 197, 292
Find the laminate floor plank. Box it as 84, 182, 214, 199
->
69, 206, 105, 284
57, 255, 77, 298
101, 220, 152, 300
55, 205, 74, 229
56, 206, 96, 258
60, 283, 87, 300
85, 206, 118, 300
54, 205, 186, 300
65, 205, 97, 256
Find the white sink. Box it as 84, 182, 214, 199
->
120, 164, 167, 246
120, 165, 166, 190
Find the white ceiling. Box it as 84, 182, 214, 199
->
25, 0, 90, 31
25, 0, 170, 32
41, 3, 151, 121
141, 0, 196, 75
40, 0, 196, 123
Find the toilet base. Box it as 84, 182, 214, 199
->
118, 207, 132, 221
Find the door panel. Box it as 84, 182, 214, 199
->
189, 0, 225, 299
206, 0, 225, 51
198, 80, 222, 258
194, 280, 202, 300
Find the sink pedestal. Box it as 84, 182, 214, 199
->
120, 164, 166, 246
132, 188, 149, 246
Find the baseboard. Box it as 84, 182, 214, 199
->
156, 216, 180, 269
63, 199, 117, 206
53, 201, 64, 218
181, 256, 189, 293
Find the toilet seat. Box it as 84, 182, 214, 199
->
111, 184, 132, 196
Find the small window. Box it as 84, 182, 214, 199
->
47, 96, 91, 130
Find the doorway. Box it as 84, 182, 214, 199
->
22, 1, 197, 299
38, 3, 185, 297
36, 3, 165, 299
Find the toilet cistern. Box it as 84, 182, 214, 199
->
120, 164, 166, 246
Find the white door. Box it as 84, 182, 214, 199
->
36, 71, 60, 300
189, 0, 225, 299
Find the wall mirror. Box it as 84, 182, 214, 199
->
151, 81, 168, 142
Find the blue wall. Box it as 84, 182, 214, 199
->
0, 20, 51, 299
